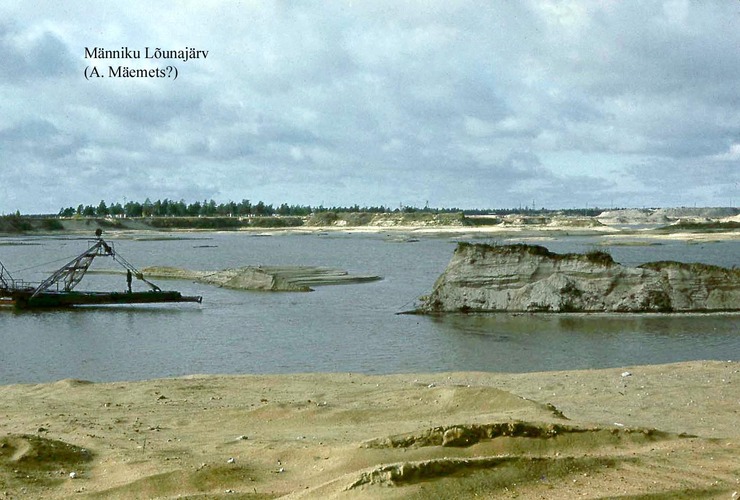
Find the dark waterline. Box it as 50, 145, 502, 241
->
1, 232, 738, 384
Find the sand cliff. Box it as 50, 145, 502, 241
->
420, 243, 740, 313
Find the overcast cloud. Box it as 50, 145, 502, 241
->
1, 0, 738, 213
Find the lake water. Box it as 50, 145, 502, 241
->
1, 232, 738, 384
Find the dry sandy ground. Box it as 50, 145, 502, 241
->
1, 361, 739, 499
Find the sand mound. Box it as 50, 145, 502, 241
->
326, 421, 684, 495
360, 421, 677, 449
53, 378, 94, 388
0, 434, 92, 468
142, 265, 382, 291
0, 434, 93, 491
344, 455, 621, 492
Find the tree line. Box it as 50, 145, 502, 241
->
58, 198, 609, 218
58, 199, 405, 218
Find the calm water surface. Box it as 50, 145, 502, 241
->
1, 232, 738, 383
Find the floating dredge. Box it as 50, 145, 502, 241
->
0, 231, 202, 309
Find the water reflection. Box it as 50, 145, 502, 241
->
426, 312, 740, 372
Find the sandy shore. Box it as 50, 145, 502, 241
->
134, 225, 740, 246
1, 361, 739, 499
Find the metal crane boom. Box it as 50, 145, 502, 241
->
31, 239, 113, 297
31, 236, 161, 297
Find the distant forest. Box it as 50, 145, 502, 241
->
56, 199, 606, 218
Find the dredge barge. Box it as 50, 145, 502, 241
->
0, 231, 202, 309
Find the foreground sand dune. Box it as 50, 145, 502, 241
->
1, 361, 738, 499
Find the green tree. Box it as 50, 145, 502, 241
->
110, 203, 124, 216
237, 199, 252, 216
125, 201, 143, 217
173, 200, 187, 216
225, 201, 238, 216
254, 201, 267, 216
142, 198, 153, 217
188, 201, 202, 216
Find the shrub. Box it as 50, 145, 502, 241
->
0, 215, 33, 232
307, 212, 339, 226
245, 217, 303, 228
95, 218, 123, 228
40, 218, 64, 231
584, 249, 615, 267
146, 217, 241, 229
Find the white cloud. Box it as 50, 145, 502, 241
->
712, 144, 740, 162
0, 1, 738, 213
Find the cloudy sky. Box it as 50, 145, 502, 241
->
1, 1, 738, 214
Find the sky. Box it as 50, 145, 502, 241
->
1, 0, 738, 214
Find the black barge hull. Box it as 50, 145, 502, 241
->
7, 290, 202, 309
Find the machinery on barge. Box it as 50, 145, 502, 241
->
0, 231, 202, 309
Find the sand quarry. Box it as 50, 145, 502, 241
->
1, 360, 739, 499
2, 210, 738, 498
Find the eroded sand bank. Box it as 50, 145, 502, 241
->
140, 266, 382, 292
1, 361, 738, 499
